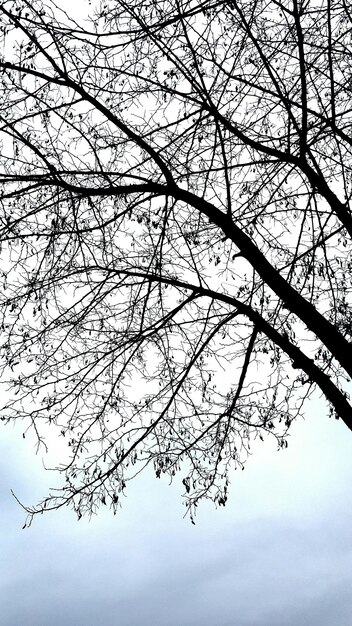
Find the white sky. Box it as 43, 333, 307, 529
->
1, 2, 352, 624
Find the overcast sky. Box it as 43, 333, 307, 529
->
1, 394, 351, 626
1, 2, 351, 624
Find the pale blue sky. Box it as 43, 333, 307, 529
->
1, 396, 351, 625
1, 2, 351, 623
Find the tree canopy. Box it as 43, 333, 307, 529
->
0, 0, 352, 523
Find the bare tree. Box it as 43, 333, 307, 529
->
0, 0, 351, 523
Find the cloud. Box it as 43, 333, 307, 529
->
1, 398, 352, 625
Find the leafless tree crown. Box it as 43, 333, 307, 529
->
0, 0, 351, 523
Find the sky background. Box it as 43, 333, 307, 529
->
1, 2, 351, 624
1, 394, 352, 626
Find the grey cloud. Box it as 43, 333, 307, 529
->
1, 401, 352, 625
